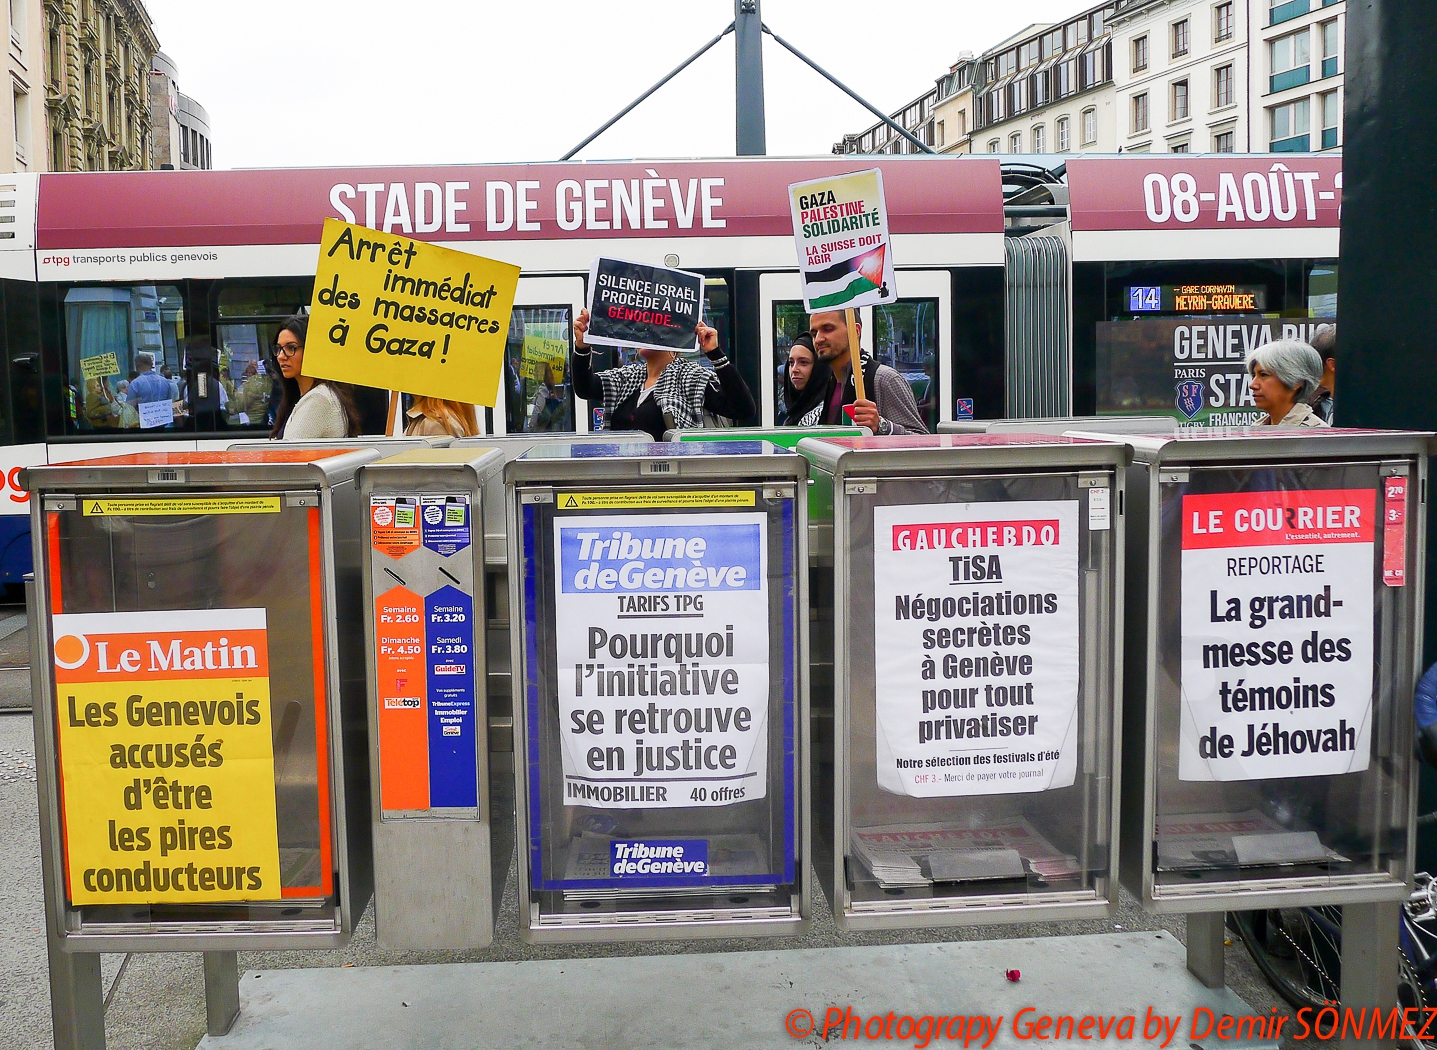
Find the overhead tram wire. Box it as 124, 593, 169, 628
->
560, 23, 737, 161
759, 23, 937, 156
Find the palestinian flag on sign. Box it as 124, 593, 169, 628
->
804, 244, 888, 309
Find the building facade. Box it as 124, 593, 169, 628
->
43, 0, 159, 172
971, 4, 1119, 156
1110, 0, 1251, 153
832, 83, 942, 156
5, 0, 47, 171
1249, 0, 1344, 152
932, 54, 976, 154
149, 50, 211, 169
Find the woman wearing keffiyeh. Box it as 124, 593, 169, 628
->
570, 309, 756, 440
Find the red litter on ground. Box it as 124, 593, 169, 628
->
1005, 969, 1021, 982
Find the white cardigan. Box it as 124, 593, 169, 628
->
280, 384, 349, 440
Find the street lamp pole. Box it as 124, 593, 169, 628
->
734, 0, 767, 155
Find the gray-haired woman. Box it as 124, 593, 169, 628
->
1245, 339, 1331, 428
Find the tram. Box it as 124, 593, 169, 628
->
0, 152, 1340, 582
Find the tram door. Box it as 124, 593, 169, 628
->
757, 271, 953, 431
493, 276, 588, 437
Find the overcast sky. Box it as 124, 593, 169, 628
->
142, 1, 1084, 170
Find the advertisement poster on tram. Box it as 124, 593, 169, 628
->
551, 507, 770, 809
584, 257, 706, 354
51, 608, 282, 904
1178, 487, 1375, 781
788, 168, 897, 311
303, 218, 520, 405
870, 500, 1081, 797
1096, 316, 1334, 426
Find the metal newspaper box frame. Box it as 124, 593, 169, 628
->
359, 448, 510, 949
797, 433, 1130, 930
939, 417, 1178, 437
23, 447, 381, 952
452, 432, 648, 764
1116, 427, 1435, 914
506, 440, 810, 942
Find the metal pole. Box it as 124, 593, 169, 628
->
1184, 912, 1225, 990
29, 573, 107, 1050
559, 23, 735, 161
734, 0, 766, 155
203, 951, 241, 1037
760, 24, 937, 155
1339, 903, 1400, 1050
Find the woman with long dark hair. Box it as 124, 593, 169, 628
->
269, 315, 362, 439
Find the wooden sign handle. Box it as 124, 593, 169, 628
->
386, 390, 401, 436
846, 307, 866, 402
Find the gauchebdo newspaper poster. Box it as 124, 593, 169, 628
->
553, 511, 770, 809
1179, 487, 1375, 781
872, 500, 1080, 797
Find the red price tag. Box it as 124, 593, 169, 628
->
1383, 477, 1407, 587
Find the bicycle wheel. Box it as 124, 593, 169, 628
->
1230, 907, 1343, 1011
1398, 955, 1437, 1050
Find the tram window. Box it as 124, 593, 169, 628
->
215, 322, 282, 430
1307, 263, 1337, 317
504, 305, 574, 433
63, 284, 185, 433
873, 299, 939, 432
771, 301, 809, 423
216, 280, 313, 318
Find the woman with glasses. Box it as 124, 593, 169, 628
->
270, 314, 362, 439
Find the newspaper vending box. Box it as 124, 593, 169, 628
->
506, 441, 808, 942
23, 448, 379, 951
798, 434, 1129, 930
360, 448, 510, 949
1118, 428, 1434, 912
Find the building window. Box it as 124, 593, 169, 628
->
1132, 93, 1150, 133
1081, 107, 1097, 144
1215, 1, 1234, 42
988, 139, 1000, 153
1032, 124, 1046, 152
11, 84, 27, 170
1214, 129, 1235, 152
1321, 90, 1339, 148
1270, 29, 1311, 93
1270, 98, 1311, 151
1057, 116, 1071, 151
936, 120, 944, 148
1321, 19, 1339, 77
1009, 131, 1023, 153
1171, 141, 1190, 152
1215, 63, 1235, 107
1172, 80, 1189, 120
1133, 35, 1149, 73
1172, 19, 1190, 58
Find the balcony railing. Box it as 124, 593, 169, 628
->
1270, 0, 1310, 25
1322, 56, 1339, 77
1271, 133, 1311, 151
1321, 127, 1338, 148
1271, 66, 1312, 92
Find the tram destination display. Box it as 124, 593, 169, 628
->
553, 506, 770, 808
871, 500, 1081, 797
583, 257, 706, 354
1179, 487, 1375, 780
1097, 317, 1333, 426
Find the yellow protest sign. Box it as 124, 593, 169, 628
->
520, 334, 567, 383
557, 491, 756, 510
302, 218, 520, 406
52, 608, 282, 904
81, 353, 121, 380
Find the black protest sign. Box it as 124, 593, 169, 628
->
585, 257, 705, 353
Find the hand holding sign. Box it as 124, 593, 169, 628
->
302, 219, 519, 406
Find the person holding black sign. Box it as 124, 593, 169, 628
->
571, 309, 755, 440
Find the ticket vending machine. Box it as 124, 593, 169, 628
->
506, 441, 809, 941
360, 448, 509, 949
798, 434, 1129, 930
23, 448, 380, 951
1116, 429, 1433, 914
